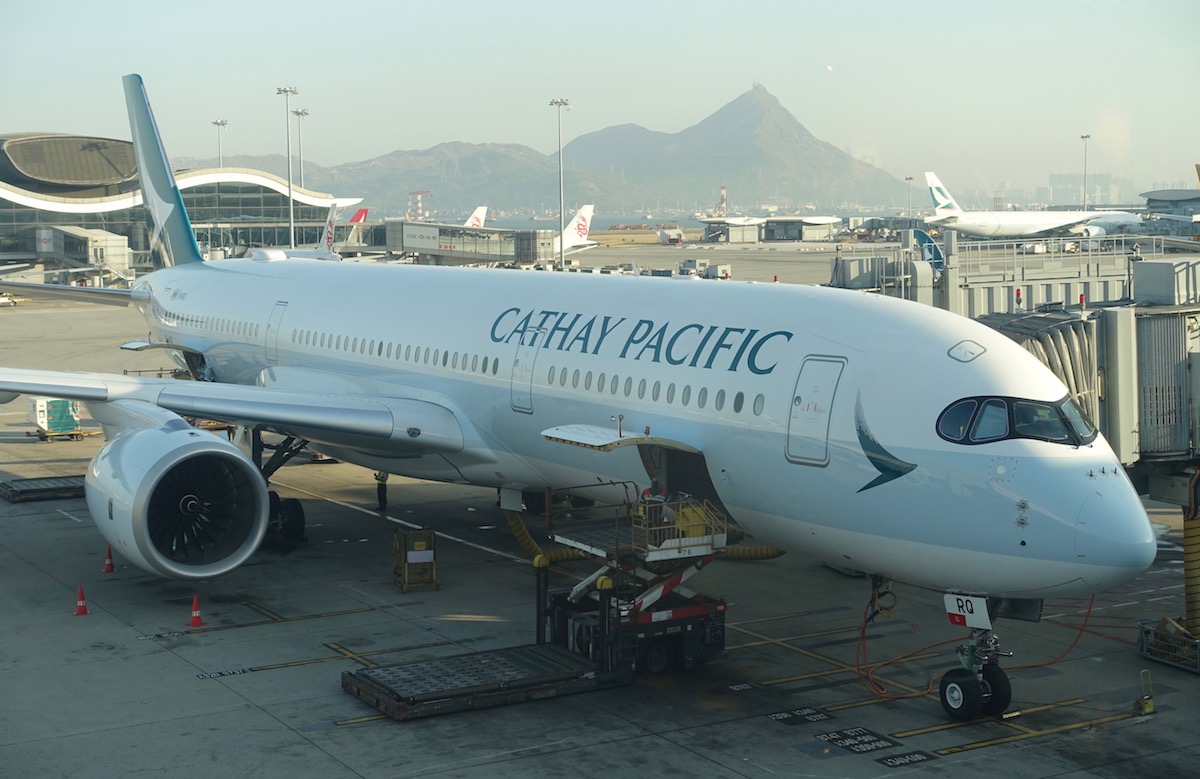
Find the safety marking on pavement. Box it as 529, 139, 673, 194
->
891, 698, 1085, 738
183, 604, 374, 634
196, 638, 456, 679
933, 711, 1131, 755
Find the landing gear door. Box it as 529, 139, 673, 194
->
785, 356, 845, 466
510, 330, 541, 413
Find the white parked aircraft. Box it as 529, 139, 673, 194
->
244, 206, 369, 261
925, 171, 1143, 239
0, 76, 1156, 720
554, 204, 598, 255
463, 206, 487, 228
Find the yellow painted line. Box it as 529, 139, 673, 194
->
336, 714, 390, 726
892, 698, 1087, 738
186, 605, 374, 634
935, 712, 1132, 755
244, 603, 287, 621
326, 642, 380, 669
728, 624, 862, 650
727, 611, 816, 626
764, 652, 941, 686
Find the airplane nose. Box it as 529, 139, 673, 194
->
1075, 488, 1157, 590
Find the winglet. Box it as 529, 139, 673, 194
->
924, 171, 962, 219
123, 74, 204, 267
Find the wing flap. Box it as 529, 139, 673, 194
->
542, 423, 701, 454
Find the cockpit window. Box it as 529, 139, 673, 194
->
970, 399, 1009, 442
936, 395, 1098, 447
1061, 397, 1097, 440
938, 399, 977, 441
1013, 400, 1070, 442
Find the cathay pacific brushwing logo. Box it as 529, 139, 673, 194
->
855, 393, 917, 492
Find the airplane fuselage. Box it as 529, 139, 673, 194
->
133, 258, 1156, 599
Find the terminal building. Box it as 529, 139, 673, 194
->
0, 133, 361, 284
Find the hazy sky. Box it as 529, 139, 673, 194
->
5, 0, 1198, 196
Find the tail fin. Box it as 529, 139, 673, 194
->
123, 74, 204, 267
913, 228, 945, 271
349, 208, 368, 224
1195, 163, 1200, 188
562, 204, 594, 249
315, 204, 341, 253
924, 172, 962, 219
463, 206, 487, 228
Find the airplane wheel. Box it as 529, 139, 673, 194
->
279, 498, 306, 543
940, 668, 983, 720
641, 639, 673, 675
980, 664, 1012, 716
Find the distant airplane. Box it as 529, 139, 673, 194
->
463, 206, 487, 228
245, 206, 369, 261
913, 229, 945, 270
553, 204, 598, 255
0, 75, 1157, 722
925, 172, 1143, 239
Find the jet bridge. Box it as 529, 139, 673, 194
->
978, 257, 1200, 638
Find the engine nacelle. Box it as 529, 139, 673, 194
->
85, 419, 269, 579
1075, 224, 1106, 238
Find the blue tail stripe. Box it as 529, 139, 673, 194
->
123, 74, 204, 267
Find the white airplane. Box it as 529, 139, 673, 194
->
463, 206, 487, 228
925, 171, 1143, 239
0, 76, 1157, 720
245, 206, 369, 262
553, 204, 598, 255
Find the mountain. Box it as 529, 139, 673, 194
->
176, 85, 904, 217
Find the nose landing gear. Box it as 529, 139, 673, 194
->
939, 629, 1013, 720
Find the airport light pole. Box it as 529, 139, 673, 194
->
212, 119, 228, 168
291, 108, 309, 188
550, 98, 569, 267
277, 86, 299, 248
1080, 134, 1091, 209
905, 176, 913, 221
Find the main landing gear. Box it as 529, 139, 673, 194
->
939, 629, 1013, 720
238, 425, 309, 545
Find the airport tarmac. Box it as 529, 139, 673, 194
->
2, 296, 1199, 778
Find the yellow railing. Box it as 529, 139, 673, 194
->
631, 496, 727, 555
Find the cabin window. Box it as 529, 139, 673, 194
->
715, 389, 726, 411
443, 351, 449, 368
481, 356, 488, 373
681, 385, 691, 406
638, 379, 646, 399
585, 371, 593, 390
560, 367, 568, 386
610, 375, 619, 395
753, 393, 764, 415
597, 373, 606, 393
572, 369, 580, 389
547, 367, 556, 384
733, 391, 744, 413
697, 387, 707, 409
624, 377, 633, 397
666, 383, 676, 404
652, 381, 661, 402
472, 355, 479, 372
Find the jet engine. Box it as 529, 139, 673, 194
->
1074, 224, 1106, 238
85, 419, 269, 579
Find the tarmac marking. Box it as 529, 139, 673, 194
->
934, 711, 1132, 755
728, 623, 861, 649
892, 698, 1086, 739
55, 508, 83, 522
198, 639, 456, 678
183, 605, 375, 634
275, 479, 530, 564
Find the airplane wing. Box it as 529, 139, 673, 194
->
0, 367, 465, 454
0, 279, 141, 307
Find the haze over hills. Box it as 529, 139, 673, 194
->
176, 85, 906, 218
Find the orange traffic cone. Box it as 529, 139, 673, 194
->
102, 545, 115, 573
73, 585, 90, 616
187, 594, 206, 627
